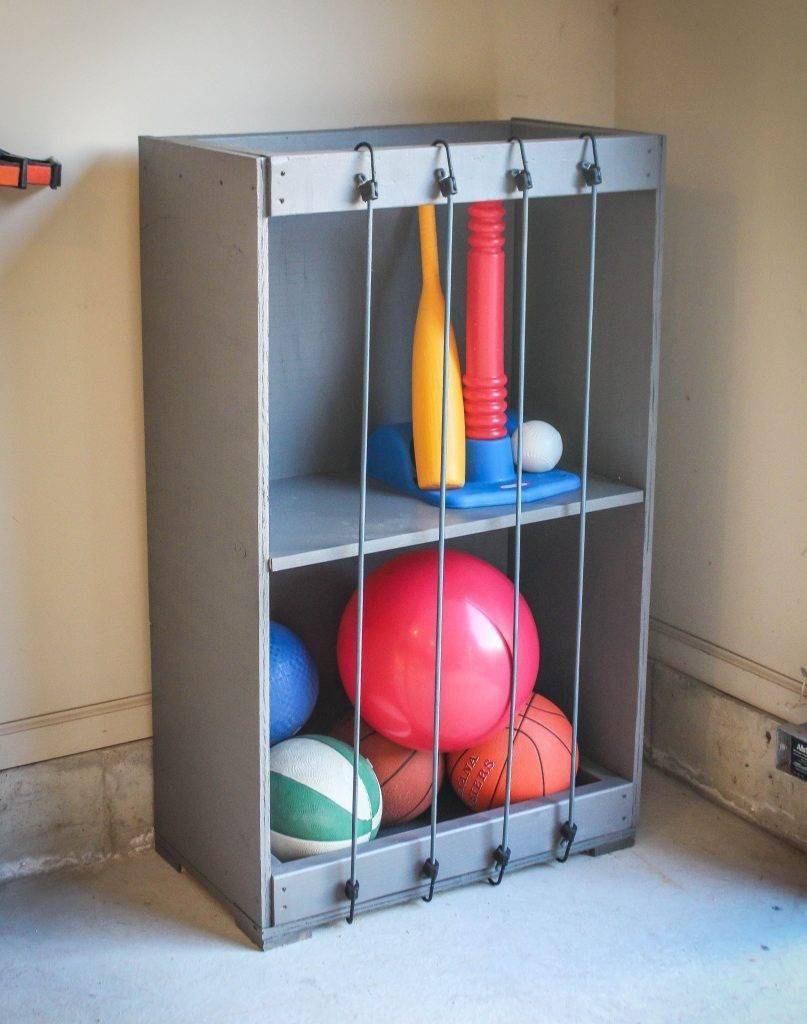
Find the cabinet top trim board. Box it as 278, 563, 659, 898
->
265, 135, 661, 216
143, 131, 662, 217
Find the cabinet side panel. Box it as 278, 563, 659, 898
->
139, 139, 268, 926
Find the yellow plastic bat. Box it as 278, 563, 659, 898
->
411, 204, 466, 490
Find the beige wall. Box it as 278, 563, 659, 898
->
0, 1, 616, 769
616, 1, 807, 720
5, 0, 803, 770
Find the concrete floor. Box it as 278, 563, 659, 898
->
1, 768, 804, 1024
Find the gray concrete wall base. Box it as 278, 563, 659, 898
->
645, 660, 806, 853
0, 740, 153, 883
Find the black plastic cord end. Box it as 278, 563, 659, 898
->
556, 820, 578, 863
488, 844, 511, 886
579, 132, 602, 187
344, 878, 360, 924
508, 136, 533, 192
432, 139, 458, 197
422, 857, 440, 902
354, 141, 379, 202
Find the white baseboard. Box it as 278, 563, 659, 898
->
649, 618, 806, 724
0, 694, 153, 771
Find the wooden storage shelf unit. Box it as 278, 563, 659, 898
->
140, 118, 663, 949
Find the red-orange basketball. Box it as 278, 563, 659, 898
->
331, 715, 444, 826
446, 693, 579, 811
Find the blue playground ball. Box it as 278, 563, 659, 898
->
269, 622, 319, 745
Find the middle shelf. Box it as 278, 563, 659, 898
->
268, 472, 644, 571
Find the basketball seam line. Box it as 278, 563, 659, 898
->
520, 731, 547, 795
525, 717, 574, 758
491, 704, 531, 809
379, 749, 417, 788
396, 776, 436, 823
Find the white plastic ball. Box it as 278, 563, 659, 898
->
511, 420, 563, 473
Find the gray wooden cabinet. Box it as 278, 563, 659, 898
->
139, 119, 664, 948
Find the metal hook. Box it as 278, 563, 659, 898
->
508, 136, 533, 192
579, 132, 602, 188
422, 857, 439, 903
354, 141, 379, 202
488, 844, 511, 886
432, 138, 457, 197
344, 878, 359, 924
556, 821, 578, 863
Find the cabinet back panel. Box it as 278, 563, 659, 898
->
267, 203, 516, 481
523, 191, 657, 488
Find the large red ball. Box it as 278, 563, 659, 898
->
337, 550, 539, 752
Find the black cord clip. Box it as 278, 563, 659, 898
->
579, 132, 602, 188
508, 137, 533, 192
354, 141, 378, 203
344, 877, 360, 924
556, 820, 578, 863
432, 138, 457, 197
421, 857, 440, 902
488, 844, 511, 886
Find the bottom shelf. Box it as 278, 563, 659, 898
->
270, 761, 633, 929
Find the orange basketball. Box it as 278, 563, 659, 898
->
446, 693, 578, 811
331, 715, 444, 826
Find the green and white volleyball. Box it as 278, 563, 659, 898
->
270, 735, 383, 861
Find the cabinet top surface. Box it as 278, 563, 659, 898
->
143, 118, 661, 157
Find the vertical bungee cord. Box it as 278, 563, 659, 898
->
557, 132, 601, 864
489, 138, 533, 886
345, 142, 378, 924
422, 139, 458, 903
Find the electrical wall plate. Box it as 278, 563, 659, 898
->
775, 722, 807, 782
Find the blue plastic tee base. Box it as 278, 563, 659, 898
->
367, 422, 580, 510
466, 436, 516, 485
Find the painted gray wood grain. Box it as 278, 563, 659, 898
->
510, 116, 628, 140
271, 769, 631, 926
165, 117, 638, 161
169, 120, 510, 157
267, 473, 643, 570
519, 189, 658, 491
267, 134, 661, 216
140, 137, 269, 930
